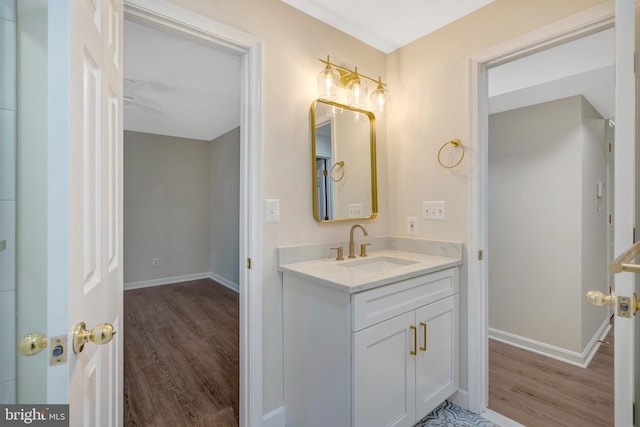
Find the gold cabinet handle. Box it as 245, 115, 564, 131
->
410, 325, 417, 356
19, 332, 47, 356
73, 322, 117, 354
420, 322, 427, 352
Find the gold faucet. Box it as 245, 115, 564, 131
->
348, 224, 368, 258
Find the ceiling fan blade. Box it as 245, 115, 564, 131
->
135, 103, 163, 115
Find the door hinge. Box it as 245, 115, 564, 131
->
633, 401, 636, 425
608, 142, 612, 153
478, 250, 483, 260
323, 169, 328, 176
609, 214, 612, 224
247, 258, 252, 269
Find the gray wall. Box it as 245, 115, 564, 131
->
124, 129, 240, 290
124, 131, 212, 285
488, 95, 608, 355
209, 127, 240, 288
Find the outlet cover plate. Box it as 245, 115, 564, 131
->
407, 216, 418, 235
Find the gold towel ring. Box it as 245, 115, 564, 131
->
437, 138, 465, 169
330, 161, 345, 182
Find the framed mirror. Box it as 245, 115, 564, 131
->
311, 99, 378, 222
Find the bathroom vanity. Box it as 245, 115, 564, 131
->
280, 242, 462, 427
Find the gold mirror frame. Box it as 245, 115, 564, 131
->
311, 99, 378, 222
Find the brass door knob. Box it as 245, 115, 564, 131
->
18, 332, 47, 356
73, 322, 117, 354
585, 290, 615, 308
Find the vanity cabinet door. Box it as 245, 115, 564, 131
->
352, 311, 416, 427
414, 295, 459, 418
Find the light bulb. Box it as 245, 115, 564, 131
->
347, 73, 368, 109
370, 78, 390, 114
317, 58, 339, 100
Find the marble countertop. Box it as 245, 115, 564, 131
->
279, 249, 462, 294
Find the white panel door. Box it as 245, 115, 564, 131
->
415, 296, 458, 418
613, 0, 636, 426
48, 0, 123, 425
352, 311, 415, 427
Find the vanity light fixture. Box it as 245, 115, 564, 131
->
317, 56, 340, 101
317, 56, 390, 112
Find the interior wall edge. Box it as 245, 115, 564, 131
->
488, 318, 611, 368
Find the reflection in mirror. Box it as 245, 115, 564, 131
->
311, 100, 377, 222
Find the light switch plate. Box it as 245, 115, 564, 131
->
265, 199, 280, 222
422, 201, 446, 220
348, 203, 363, 218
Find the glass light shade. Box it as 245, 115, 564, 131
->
370, 84, 390, 114
317, 64, 340, 100
347, 76, 368, 109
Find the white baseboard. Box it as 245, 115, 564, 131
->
124, 272, 213, 290
451, 389, 525, 426
450, 389, 468, 409
124, 271, 240, 293
209, 272, 239, 293
262, 406, 285, 427
482, 409, 526, 427
489, 318, 611, 368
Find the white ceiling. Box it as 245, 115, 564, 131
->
281, 0, 496, 53
124, 4, 614, 141
124, 20, 241, 142
488, 28, 615, 118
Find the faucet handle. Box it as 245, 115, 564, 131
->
359, 243, 371, 257
330, 246, 344, 261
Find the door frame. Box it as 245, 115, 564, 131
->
466, 2, 614, 414
123, 1, 263, 426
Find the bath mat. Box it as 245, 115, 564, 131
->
417, 401, 501, 427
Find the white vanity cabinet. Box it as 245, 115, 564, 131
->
282, 265, 459, 427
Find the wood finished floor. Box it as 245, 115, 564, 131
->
124, 279, 239, 427
489, 326, 614, 427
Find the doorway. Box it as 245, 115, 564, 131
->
466, 3, 616, 420
9, 1, 263, 425
121, 10, 243, 426
485, 28, 614, 425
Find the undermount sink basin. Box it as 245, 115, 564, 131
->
340, 256, 419, 274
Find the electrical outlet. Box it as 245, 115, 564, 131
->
152, 258, 159, 267
422, 201, 446, 221
407, 216, 418, 235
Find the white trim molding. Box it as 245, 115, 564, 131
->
262, 406, 285, 427
210, 272, 240, 293
466, 1, 615, 415
123, 271, 241, 293
481, 410, 526, 427
123, 272, 213, 291
123, 2, 263, 426
489, 319, 611, 368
